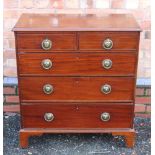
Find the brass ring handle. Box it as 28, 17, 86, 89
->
41, 39, 52, 50
102, 59, 112, 69
44, 113, 54, 122
43, 84, 54, 94
103, 38, 113, 50
41, 59, 52, 70
101, 84, 111, 94
101, 112, 110, 121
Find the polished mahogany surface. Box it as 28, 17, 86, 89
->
13, 14, 141, 32
79, 32, 139, 50
18, 53, 137, 76
16, 32, 77, 50
21, 104, 133, 128
19, 77, 135, 102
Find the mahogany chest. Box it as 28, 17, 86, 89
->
13, 14, 141, 148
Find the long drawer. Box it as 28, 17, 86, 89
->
19, 77, 135, 102
18, 53, 137, 76
21, 103, 133, 128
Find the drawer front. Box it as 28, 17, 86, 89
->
21, 104, 133, 128
79, 32, 139, 51
18, 53, 137, 76
16, 32, 77, 51
19, 77, 134, 102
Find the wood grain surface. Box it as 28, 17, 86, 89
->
19, 77, 135, 102
13, 14, 141, 32
21, 103, 133, 128
79, 32, 139, 51
16, 32, 77, 51
18, 52, 137, 76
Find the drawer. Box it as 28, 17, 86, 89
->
19, 77, 135, 102
79, 32, 139, 51
18, 53, 137, 76
21, 103, 133, 128
16, 32, 77, 51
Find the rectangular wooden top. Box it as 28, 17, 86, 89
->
13, 13, 141, 32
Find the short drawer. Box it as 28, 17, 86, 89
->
18, 53, 137, 76
21, 103, 133, 128
79, 32, 139, 51
16, 32, 77, 51
19, 77, 135, 102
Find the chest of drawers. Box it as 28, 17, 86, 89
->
13, 14, 141, 148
